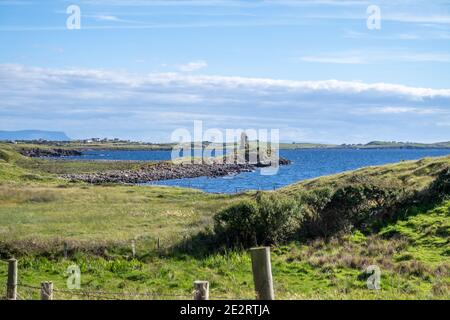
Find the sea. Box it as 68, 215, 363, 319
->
66, 148, 450, 193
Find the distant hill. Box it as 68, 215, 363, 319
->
350, 141, 450, 149
282, 141, 450, 149
0, 130, 70, 141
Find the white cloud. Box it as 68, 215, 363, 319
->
300, 55, 365, 64
94, 15, 120, 21
84, 13, 146, 24
77, 0, 369, 8
178, 61, 208, 72
0, 64, 449, 142
1, 63, 450, 99
351, 106, 448, 115
383, 13, 450, 25
299, 51, 450, 64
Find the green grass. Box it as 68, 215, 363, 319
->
281, 155, 450, 195
0, 144, 156, 176
7, 141, 176, 151
17, 158, 156, 175
0, 202, 448, 300
0, 149, 53, 184
0, 144, 448, 299
7, 140, 450, 153
0, 184, 244, 250
280, 141, 450, 149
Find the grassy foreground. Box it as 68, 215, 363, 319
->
0, 144, 448, 299
0, 201, 448, 300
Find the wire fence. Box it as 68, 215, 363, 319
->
143, 182, 280, 194
0, 283, 5, 300
1, 251, 246, 301
1, 248, 276, 301
13, 282, 241, 300
0, 256, 256, 301
0, 259, 9, 300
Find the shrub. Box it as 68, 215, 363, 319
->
214, 192, 302, 248
214, 200, 259, 247
299, 180, 407, 238
210, 166, 449, 249
0, 150, 11, 162
256, 192, 303, 244
429, 168, 450, 200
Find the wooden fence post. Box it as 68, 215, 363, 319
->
63, 241, 68, 259
131, 240, 136, 258
250, 247, 274, 300
40, 281, 53, 300
6, 258, 17, 300
194, 281, 209, 300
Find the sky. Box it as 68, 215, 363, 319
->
0, 0, 450, 143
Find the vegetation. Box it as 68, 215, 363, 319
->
4, 139, 450, 153
0, 201, 448, 300
0, 143, 158, 176
0, 144, 448, 299
214, 193, 302, 247
281, 141, 450, 149
18, 158, 157, 175
202, 157, 449, 249
5, 141, 176, 151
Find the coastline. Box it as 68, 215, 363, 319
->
61, 158, 291, 184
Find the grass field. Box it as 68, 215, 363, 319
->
7, 141, 176, 151
5, 140, 450, 153
0, 184, 242, 248
0, 144, 448, 299
0, 201, 448, 300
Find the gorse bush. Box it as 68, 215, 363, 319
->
213, 179, 410, 247
429, 168, 450, 200
256, 192, 302, 244
211, 168, 450, 248
214, 200, 259, 247
214, 192, 302, 247
299, 180, 408, 238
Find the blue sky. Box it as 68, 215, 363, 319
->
0, 0, 450, 143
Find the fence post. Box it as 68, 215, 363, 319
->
194, 281, 209, 300
40, 281, 53, 300
6, 258, 17, 300
63, 241, 68, 259
131, 240, 136, 258
250, 247, 274, 300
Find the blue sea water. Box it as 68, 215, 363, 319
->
69, 149, 450, 193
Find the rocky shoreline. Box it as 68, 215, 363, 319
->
19, 148, 82, 158
62, 158, 291, 184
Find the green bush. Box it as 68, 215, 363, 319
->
429, 168, 450, 200
299, 181, 407, 238
214, 192, 302, 247
211, 167, 449, 249
0, 149, 12, 162
214, 200, 259, 247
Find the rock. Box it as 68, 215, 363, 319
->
19, 148, 82, 158
61, 156, 292, 185
278, 157, 291, 165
